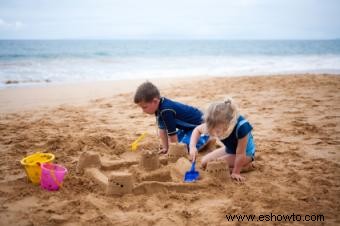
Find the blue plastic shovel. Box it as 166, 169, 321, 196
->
184, 161, 199, 182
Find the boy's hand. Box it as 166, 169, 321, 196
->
189, 147, 198, 162
158, 147, 168, 154
231, 173, 245, 182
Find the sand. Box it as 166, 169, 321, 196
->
0, 74, 339, 225
0, 77, 204, 113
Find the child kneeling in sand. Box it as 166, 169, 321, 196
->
134, 81, 209, 154
189, 97, 255, 182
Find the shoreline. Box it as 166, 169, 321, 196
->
1, 73, 339, 114
0, 76, 206, 113
2, 70, 340, 89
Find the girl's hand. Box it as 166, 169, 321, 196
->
189, 147, 198, 162
231, 173, 245, 182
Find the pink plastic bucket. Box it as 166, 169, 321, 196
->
40, 163, 67, 191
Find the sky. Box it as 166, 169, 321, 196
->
0, 0, 339, 40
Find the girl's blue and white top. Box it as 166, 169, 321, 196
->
221, 115, 256, 158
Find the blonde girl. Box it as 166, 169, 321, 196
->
189, 97, 255, 182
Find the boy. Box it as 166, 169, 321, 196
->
134, 81, 208, 154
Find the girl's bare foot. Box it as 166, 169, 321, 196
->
241, 161, 256, 173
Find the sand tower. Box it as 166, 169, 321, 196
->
76, 151, 101, 174
206, 160, 230, 181
171, 157, 193, 181
139, 150, 160, 171
167, 143, 188, 163
106, 172, 133, 195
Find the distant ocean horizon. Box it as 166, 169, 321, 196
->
1, 39, 340, 88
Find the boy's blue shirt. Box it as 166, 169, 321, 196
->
155, 97, 203, 135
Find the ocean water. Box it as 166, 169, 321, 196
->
0, 40, 340, 88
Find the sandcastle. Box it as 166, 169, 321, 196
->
167, 143, 188, 163
76, 151, 101, 174
139, 150, 159, 171
107, 172, 133, 195
171, 157, 192, 181
77, 148, 230, 196
206, 160, 230, 181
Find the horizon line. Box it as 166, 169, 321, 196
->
0, 38, 339, 41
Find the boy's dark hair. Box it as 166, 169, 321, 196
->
134, 81, 160, 103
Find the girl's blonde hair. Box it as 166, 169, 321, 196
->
204, 97, 238, 138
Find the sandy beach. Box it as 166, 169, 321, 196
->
0, 77, 204, 113
0, 74, 339, 226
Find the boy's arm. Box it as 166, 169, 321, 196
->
232, 134, 248, 180
158, 130, 178, 153
160, 109, 177, 137
159, 129, 169, 153
159, 109, 177, 144
189, 124, 205, 161
168, 134, 178, 143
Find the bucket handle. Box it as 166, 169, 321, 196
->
50, 167, 63, 188
44, 163, 63, 188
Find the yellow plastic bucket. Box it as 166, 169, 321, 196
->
20, 152, 55, 184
